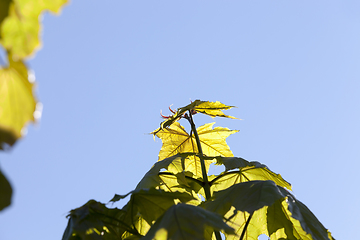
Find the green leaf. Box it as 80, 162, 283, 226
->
0, 0, 11, 33
203, 181, 334, 240
194, 101, 237, 119
117, 188, 196, 239
152, 122, 238, 178
156, 100, 237, 130
211, 157, 292, 192
62, 200, 130, 240
109, 191, 133, 203
158, 100, 206, 129
0, 55, 38, 149
0, 0, 68, 59
143, 203, 235, 240
204, 181, 288, 216
135, 153, 199, 192
0, 168, 12, 211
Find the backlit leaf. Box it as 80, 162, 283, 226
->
0, 55, 38, 149
211, 157, 292, 192
153, 122, 238, 178
157, 100, 236, 130
118, 188, 196, 239
159, 100, 206, 129
0, 0, 68, 59
194, 101, 237, 119
204, 181, 288, 216
203, 181, 334, 240
143, 203, 235, 240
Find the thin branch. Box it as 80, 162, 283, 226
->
239, 212, 253, 240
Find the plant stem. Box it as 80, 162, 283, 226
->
187, 111, 222, 240
187, 111, 211, 200
239, 212, 253, 240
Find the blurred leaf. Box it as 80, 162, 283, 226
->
0, 168, 12, 211
0, 55, 37, 149
153, 122, 238, 178
0, 0, 11, 33
0, 0, 68, 59
143, 203, 235, 240
211, 157, 292, 192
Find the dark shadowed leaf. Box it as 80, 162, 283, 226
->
143, 203, 235, 240
0, 168, 12, 211
62, 200, 131, 240
203, 181, 334, 240
116, 188, 196, 239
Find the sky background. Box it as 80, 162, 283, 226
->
1, 0, 359, 239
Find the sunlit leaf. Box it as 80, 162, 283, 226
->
194, 101, 237, 119
135, 153, 203, 208
211, 157, 292, 192
203, 181, 334, 240
0, 55, 38, 149
159, 100, 206, 129
0, 0, 68, 59
153, 122, 238, 178
157, 100, 237, 130
143, 203, 235, 240
0, 168, 12, 211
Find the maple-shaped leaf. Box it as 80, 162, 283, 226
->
0, 0, 68, 59
211, 157, 291, 192
153, 122, 238, 178
157, 100, 237, 130
0, 169, 12, 211
143, 203, 235, 240
203, 181, 334, 240
116, 188, 196, 239
0, 55, 39, 149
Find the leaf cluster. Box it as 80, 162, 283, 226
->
62, 100, 335, 240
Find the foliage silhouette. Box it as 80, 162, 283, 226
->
62, 100, 335, 240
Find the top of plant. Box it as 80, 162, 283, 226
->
62, 100, 335, 240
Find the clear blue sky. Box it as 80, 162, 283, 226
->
1, 1, 359, 239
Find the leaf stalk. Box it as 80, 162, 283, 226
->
187, 111, 222, 240
187, 110, 211, 200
